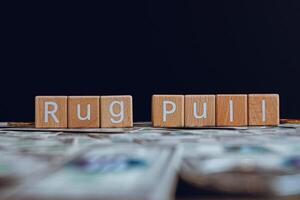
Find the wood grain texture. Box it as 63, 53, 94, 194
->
185, 95, 215, 127
100, 95, 133, 128
35, 96, 67, 128
152, 95, 184, 127
216, 94, 247, 127
68, 96, 100, 128
248, 94, 279, 126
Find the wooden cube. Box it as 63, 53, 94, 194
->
68, 96, 100, 128
185, 95, 215, 127
216, 94, 247, 126
152, 95, 184, 127
35, 96, 68, 128
101, 95, 133, 128
248, 94, 279, 126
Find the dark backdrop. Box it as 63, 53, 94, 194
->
1, 1, 300, 122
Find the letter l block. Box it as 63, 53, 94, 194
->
248, 94, 279, 126
216, 94, 247, 126
35, 96, 68, 128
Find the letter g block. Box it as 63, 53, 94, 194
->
101, 95, 133, 128
152, 95, 184, 127
35, 96, 68, 128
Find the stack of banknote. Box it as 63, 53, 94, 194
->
0, 121, 299, 199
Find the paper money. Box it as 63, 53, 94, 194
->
0, 122, 298, 199
12, 144, 181, 200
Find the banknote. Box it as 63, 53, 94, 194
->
11, 144, 182, 200
0, 122, 298, 199
180, 140, 300, 196
0, 150, 70, 199
0, 127, 142, 134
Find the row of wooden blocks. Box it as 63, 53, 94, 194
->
35, 94, 279, 128
152, 94, 279, 127
36, 96, 133, 128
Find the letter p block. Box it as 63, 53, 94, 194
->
152, 95, 184, 127
35, 96, 68, 128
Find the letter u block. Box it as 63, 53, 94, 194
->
185, 95, 215, 127
101, 95, 133, 128
68, 96, 100, 128
152, 95, 184, 127
35, 96, 68, 128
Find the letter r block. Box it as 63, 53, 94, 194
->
152, 95, 184, 127
68, 96, 100, 128
35, 96, 68, 128
248, 94, 279, 126
185, 95, 215, 127
216, 94, 247, 126
101, 96, 133, 128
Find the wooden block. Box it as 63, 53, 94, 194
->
216, 94, 247, 126
185, 95, 215, 127
100, 95, 133, 128
248, 94, 279, 126
35, 96, 67, 128
68, 96, 100, 128
152, 95, 184, 127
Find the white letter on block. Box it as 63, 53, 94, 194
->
109, 101, 124, 124
193, 102, 207, 119
77, 104, 91, 121
44, 101, 59, 123
261, 99, 266, 122
163, 101, 176, 122
229, 100, 234, 122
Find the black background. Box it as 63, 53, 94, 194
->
1, 1, 300, 122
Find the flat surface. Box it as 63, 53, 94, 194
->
0, 121, 299, 200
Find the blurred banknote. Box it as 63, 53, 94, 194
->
12, 144, 182, 200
